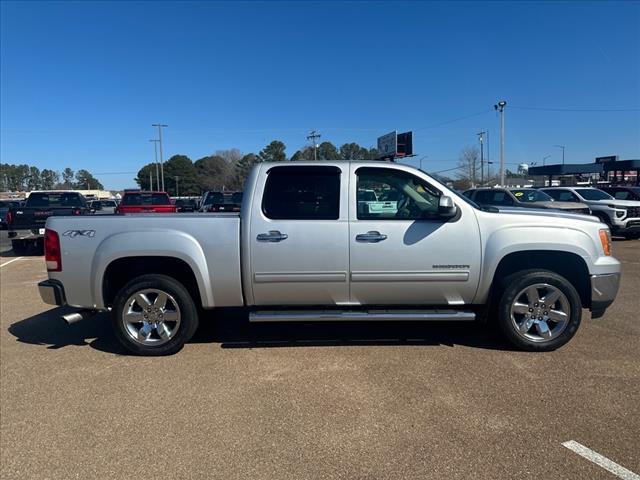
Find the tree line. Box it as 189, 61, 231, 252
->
135, 140, 380, 195
0, 164, 104, 191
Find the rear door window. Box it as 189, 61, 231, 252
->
262, 166, 340, 220
26, 193, 86, 208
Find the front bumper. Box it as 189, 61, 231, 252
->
38, 280, 66, 306
590, 273, 620, 318
612, 219, 640, 234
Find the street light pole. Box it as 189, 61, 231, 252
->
477, 131, 486, 185
175, 176, 180, 197
554, 145, 565, 164
149, 139, 160, 190
494, 101, 507, 186
152, 124, 168, 190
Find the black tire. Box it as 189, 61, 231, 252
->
112, 274, 199, 356
11, 240, 27, 255
497, 269, 582, 351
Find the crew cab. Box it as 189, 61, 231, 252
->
116, 191, 176, 214
541, 187, 640, 239
7, 191, 89, 254
38, 162, 621, 355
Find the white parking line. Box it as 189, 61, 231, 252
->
563, 440, 640, 480
0, 257, 23, 268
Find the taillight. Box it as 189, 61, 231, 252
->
72, 208, 82, 215
44, 228, 62, 272
5, 210, 12, 225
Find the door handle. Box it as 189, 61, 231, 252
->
257, 230, 289, 242
355, 231, 387, 243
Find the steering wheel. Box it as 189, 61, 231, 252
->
396, 195, 411, 218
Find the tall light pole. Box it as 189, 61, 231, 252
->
152, 124, 168, 190
149, 171, 152, 191
149, 139, 160, 190
554, 145, 565, 164
306, 130, 321, 160
477, 131, 486, 185
543, 155, 551, 166
494, 100, 507, 185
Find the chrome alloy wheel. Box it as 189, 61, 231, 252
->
122, 289, 181, 346
509, 283, 570, 343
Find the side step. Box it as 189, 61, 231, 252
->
249, 309, 476, 323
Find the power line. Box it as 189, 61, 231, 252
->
510, 105, 640, 112
414, 109, 493, 132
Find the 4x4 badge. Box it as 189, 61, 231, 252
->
62, 230, 96, 238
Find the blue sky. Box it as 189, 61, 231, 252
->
1, 1, 639, 189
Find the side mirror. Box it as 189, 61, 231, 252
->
438, 195, 457, 218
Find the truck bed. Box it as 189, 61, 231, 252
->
46, 213, 243, 309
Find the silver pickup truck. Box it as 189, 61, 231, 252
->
38, 161, 621, 355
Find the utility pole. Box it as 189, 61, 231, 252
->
543, 155, 551, 166
152, 124, 168, 190
306, 130, 321, 160
477, 131, 486, 185
149, 171, 152, 191
554, 145, 565, 164
175, 176, 180, 197
149, 139, 160, 190
494, 100, 507, 186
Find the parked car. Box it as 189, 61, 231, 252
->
116, 191, 176, 214
598, 186, 640, 201
40, 161, 620, 356
541, 187, 640, 239
0, 200, 22, 230
7, 191, 89, 253
200, 191, 242, 212
463, 187, 590, 214
175, 198, 197, 213
89, 199, 118, 214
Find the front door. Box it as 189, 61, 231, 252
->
249, 165, 350, 306
349, 165, 481, 306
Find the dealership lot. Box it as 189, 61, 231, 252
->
1, 233, 638, 479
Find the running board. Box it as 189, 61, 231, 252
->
249, 310, 476, 323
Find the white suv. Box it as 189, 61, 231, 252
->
541, 187, 640, 239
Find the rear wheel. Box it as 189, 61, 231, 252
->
112, 274, 199, 356
497, 270, 582, 351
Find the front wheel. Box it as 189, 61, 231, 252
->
497, 270, 582, 351
112, 274, 199, 356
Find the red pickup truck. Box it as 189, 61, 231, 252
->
116, 191, 177, 214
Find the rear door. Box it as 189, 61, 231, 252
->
348, 165, 481, 306
249, 165, 350, 305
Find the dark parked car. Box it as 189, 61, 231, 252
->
175, 198, 197, 213
1, 200, 22, 230
200, 191, 242, 212
7, 191, 89, 253
89, 199, 118, 214
599, 186, 640, 201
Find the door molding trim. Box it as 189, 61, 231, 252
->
350, 271, 469, 282
254, 272, 348, 283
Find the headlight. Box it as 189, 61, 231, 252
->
599, 229, 612, 256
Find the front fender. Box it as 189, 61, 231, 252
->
474, 225, 597, 303
91, 229, 213, 308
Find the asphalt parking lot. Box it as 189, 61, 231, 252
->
1, 231, 638, 479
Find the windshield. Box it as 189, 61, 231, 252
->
26, 192, 86, 208
122, 193, 171, 205
511, 189, 553, 202
575, 188, 613, 201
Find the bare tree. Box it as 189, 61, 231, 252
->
457, 146, 480, 189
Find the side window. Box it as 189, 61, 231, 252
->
474, 190, 513, 206
356, 167, 440, 220
614, 191, 629, 200
262, 166, 340, 220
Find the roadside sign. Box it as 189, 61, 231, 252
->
397, 131, 413, 157
595, 155, 618, 164
377, 131, 397, 159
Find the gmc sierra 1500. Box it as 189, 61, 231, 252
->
38, 161, 621, 355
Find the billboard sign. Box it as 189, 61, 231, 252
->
595, 155, 618, 164
377, 131, 397, 159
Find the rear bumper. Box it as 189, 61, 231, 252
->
590, 273, 620, 319
38, 280, 66, 306
8, 228, 45, 240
